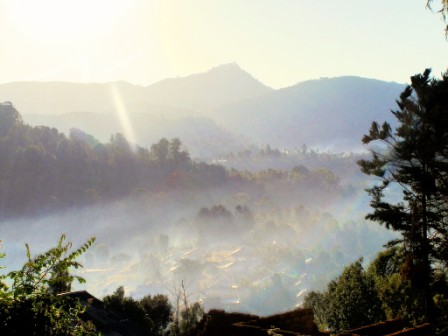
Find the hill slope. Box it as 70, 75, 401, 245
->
0, 66, 406, 154
0, 63, 272, 116
144, 63, 273, 112
23, 112, 249, 159
213, 76, 405, 151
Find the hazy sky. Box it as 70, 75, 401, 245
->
1, 0, 447, 88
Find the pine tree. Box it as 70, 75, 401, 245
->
358, 69, 448, 321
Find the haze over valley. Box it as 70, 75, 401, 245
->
0, 66, 398, 314
1, 2, 447, 332
0, 64, 405, 157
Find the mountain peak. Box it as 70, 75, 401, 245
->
145, 64, 273, 111
206, 62, 243, 73
185, 63, 271, 90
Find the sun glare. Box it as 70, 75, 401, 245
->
8, 0, 128, 44
109, 83, 137, 149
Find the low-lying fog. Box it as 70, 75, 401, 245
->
0, 182, 394, 316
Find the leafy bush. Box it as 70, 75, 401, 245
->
0, 235, 97, 335
103, 286, 172, 335
304, 258, 384, 333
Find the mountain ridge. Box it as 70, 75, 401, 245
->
0, 64, 407, 154
212, 75, 405, 152
141, 63, 273, 112
0, 63, 272, 116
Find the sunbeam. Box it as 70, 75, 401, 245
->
109, 83, 137, 149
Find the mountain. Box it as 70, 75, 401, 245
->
0, 63, 272, 116
0, 65, 406, 155
1, 64, 272, 157
143, 63, 273, 112
0, 81, 147, 115
213, 76, 405, 152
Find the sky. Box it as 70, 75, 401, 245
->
0, 0, 447, 89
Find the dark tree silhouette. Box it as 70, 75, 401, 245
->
358, 69, 448, 321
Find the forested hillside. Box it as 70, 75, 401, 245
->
0, 102, 227, 217
0, 102, 368, 218
0, 101, 392, 317
214, 76, 404, 151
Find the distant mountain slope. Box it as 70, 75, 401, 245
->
144, 63, 273, 111
1, 66, 406, 155
0, 81, 146, 115
214, 76, 405, 151
0, 63, 272, 116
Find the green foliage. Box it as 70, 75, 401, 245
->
302, 291, 329, 331
306, 246, 448, 333
103, 286, 172, 335
375, 273, 425, 324
367, 247, 426, 324
368, 247, 448, 332
140, 294, 173, 334
0, 102, 349, 225
304, 259, 385, 333
103, 287, 152, 335
0, 102, 23, 136
178, 302, 204, 335
3, 234, 95, 299
0, 103, 231, 218
358, 69, 448, 320
0, 294, 97, 336
0, 235, 98, 335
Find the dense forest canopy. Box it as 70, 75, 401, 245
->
0, 102, 229, 217
0, 101, 394, 321
0, 102, 361, 219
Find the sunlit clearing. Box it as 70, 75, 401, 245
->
109, 84, 137, 148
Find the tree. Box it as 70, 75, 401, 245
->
150, 138, 170, 163
303, 259, 384, 333
3, 235, 95, 299
140, 294, 172, 335
169, 281, 204, 336
358, 69, 448, 321
103, 286, 172, 335
0, 102, 23, 137
370, 247, 448, 331
0, 235, 97, 335
168, 138, 190, 166
367, 247, 426, 324
103, 286, 151, 335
